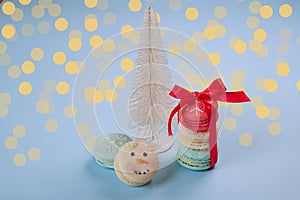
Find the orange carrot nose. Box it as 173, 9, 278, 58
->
136, 158, 149, 164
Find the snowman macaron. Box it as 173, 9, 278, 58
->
114, 141, 159, 186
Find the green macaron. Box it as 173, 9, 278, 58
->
93, 133, 132, 169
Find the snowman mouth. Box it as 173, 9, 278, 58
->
134, 169, 150, 175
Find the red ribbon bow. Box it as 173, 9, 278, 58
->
168, 78, 250, 168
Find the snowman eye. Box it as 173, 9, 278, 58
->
130, 152, 135, 156
143, 152, 147, 157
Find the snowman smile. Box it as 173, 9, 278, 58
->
134, 169, 150, 175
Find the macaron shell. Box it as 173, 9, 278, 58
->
93, 133, 132, 169
114, 141, 159, 186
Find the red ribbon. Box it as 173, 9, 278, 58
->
168, 78, 250, 168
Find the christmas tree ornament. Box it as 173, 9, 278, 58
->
128, 7, 174, 153
168, 78, 251, 170
93, 133, 132, 169
114, 141, 159, 186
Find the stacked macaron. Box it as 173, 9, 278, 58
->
177, 123, 211, 170
93, 133, 132, 169
177, 101, 211, 170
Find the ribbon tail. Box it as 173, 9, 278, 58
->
208, 107, 218, 168
225, 91, 251, 103
168, 104, 181, 136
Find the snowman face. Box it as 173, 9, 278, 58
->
117, 141, 159, 183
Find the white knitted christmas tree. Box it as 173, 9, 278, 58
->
128, 7, 174, 153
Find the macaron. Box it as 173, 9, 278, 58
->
93, 133, 132, 169
114, 141, 159, 186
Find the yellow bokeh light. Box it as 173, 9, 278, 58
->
246, 16, 260, 30
194, 49, 207, 63
8, 65, 21, 79
214, 24, 227, 38
260, 5, 273, 19
113, 76, 127, 89
192, 31, 205, 44
55, 18, 68, 31
2, 1, 16, 15
103, 12, 116, 26
0, 41, 7, 54
256, 105, 269, 118
297, 80, 300, 91
264, 79, 278, 92
11, 8, 24, 22
77, 124, 90, 136
1, 24, 16, 39
56, 81, 70, 95
276, 62, 290, 76
256, 78, 266, 90
128, 0, 142, 12
39, 0, 52, 8
279, 28, 292, 41
183, 39, 197, 53
105, 89, 118, 102
0, 106, 8, 117
21, 60, 35, 74
94, 90, 104, 103
68, 38, 82, 51
53, 51, 66, 65
279, 4, 292, 18
13, 153, 27, 167
268, 122, 281, 136
21, 24, 34, 37
231, 104, 244, 116
239, 133, 252, 147
185, 7, 199, 21
204, 27, 216, 40
84, 87, 96, 103
102, 39, 115, 52
249, 1, 262, 14
256, 45, 269, 58
28, 148, 41, 161
0, 92, 11, 106
45, 119, 58, 133
89, 35, 103, 48
19, 0, 32, 5
98, 79, 111, 91
120, 25, 134, 38
18, 82, 32, 95
156, 13, 161, 23
120, 58, 134, 72
36, 100, 50, 114
48, 3, 61, 17
251, 95, 264, 108
188, 73, 202, 86
64, 105, 77, 118
5, 136, 18, 150
208, 52, 221, 66
224, 117, 237, 131
65, 61, 79, 74
233, 39, 247, 54
248, 39, 262, 52
31, 5, 44, 19
84, 0, 98, 8
69, 29, 82, 39
232, 69, 246, 81
253, 28, 267, 42
85, 135, 98, 152
13, 125, 26, 138
268, 107, 280, 120
228, 36, 239, 48
30, 48, 44, 61
214, 6, 227, 19
168, 43, 182, 57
